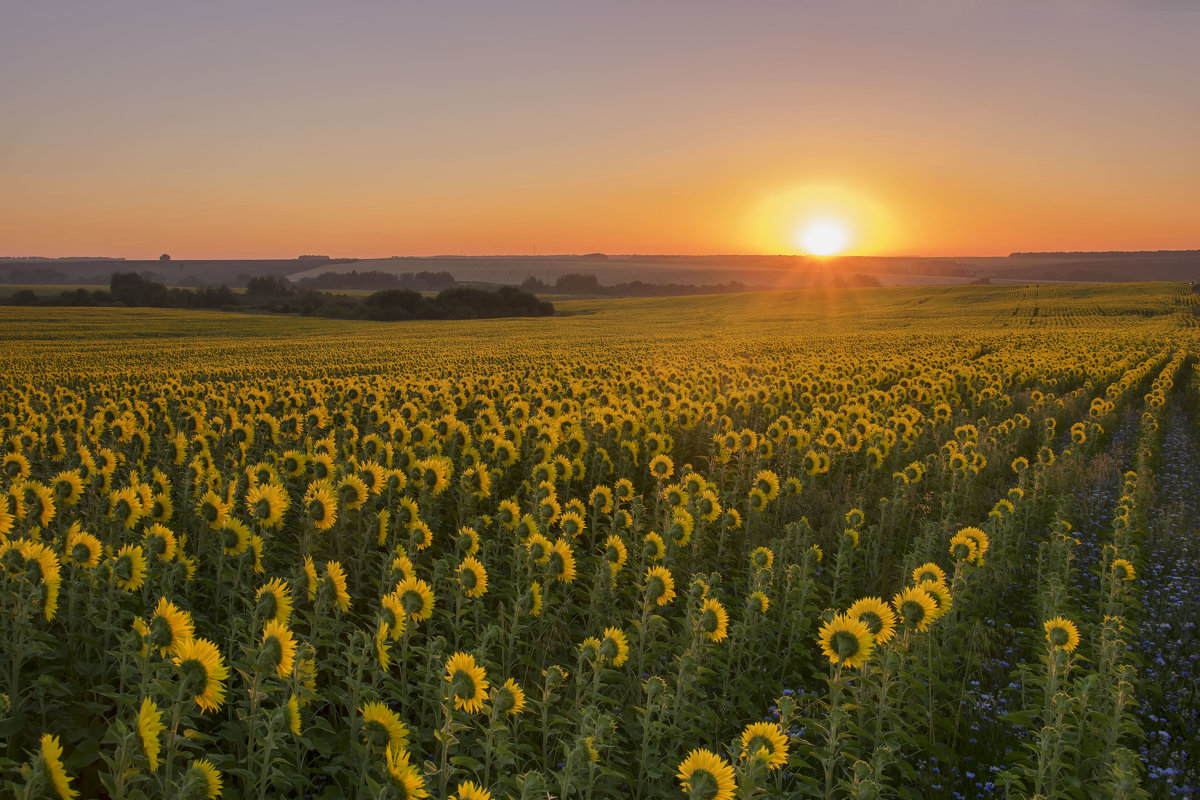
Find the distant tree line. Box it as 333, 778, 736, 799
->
297, 270, 457, 291
520, 271, 881, 296
6, 272, 554, 320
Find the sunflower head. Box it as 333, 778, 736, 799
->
697, 598, 729, 643
360, 701, 409, 752
847, 596, 897, 646
173, 637, 228, 714
1044, 616, 1080, 652
740, 721, 789, 770
645, 565, 676, 607
598, 627, 629, 667
184, 759, 222, 799
492, 678, 527, 715
444, 652, 489, 714
817, 612, 874, 669
892, 586, 938, 633
677, 747, 737, 800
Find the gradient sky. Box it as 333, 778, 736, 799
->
3, 1, 1197, 258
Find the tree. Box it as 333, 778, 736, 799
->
159, 253, 171, 261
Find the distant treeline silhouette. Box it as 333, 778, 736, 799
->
6, 272, 554, 320
1009, 250, 1200, 259
521, 272, 880, 295
297, 269, 457, 291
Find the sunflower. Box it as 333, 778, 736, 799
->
494, 678, 526, 715
457, 556, 489, 598
818, 612, 874, 669
255, 577, 293, 626
375, 621, 392, 670
527, 581, 543, 618
286, 695, 302, 736
3, 452, 30, 480
892, 586, 938, 633
410, 520, 434, 551
747, 590, 770, 614
40, 733, 77, 800
750, 547, 774, 571
219, 519, 251, 556
380, 591, 407, 638
525, 532, 551, 564
846, 596, 897, 646
361, 701, 409, 751
63, 523, 102, 568
245, 482, 289, 528
326, 561, 351, 612
1044, 617, 1080, 652
589, 485, 613, 514
677, 748, 736, 800
911, 562, 946, 586
187, 759, 222, 799
112, 544, 147, 592
603, 534, 628, 577
196, 490, 230, 529
50, 470, 83, 507
1111, 558, 1136, 582
303, 555, 319, 600
559, 510, 586, 539
260, 620, 298, 677
599, 627, 630, 667
451, 780, 492, 800
303, 481, 338, 531
173, 636, 229, 713
336, 474, 368, 511
386, 746, 429, 799
445, 652, 489, 714
644, 565, 676, 606
137, 697, 165, 771
957, 526, 989, 565
548, 538, 577, 584
917, 580, 952, 619
948, 531, 978, 563
740, 721, 789, 770
648, 454, 674, 480
395, 576, 435, 622
147, 597, 195, 657
456, 526, 481, 557
138, 523, 175, 562
644, 531, 666, 561
698, 597, 729, 643
19, 540, 62, 620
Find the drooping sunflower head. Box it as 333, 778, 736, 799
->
643, 531, 666, 561
174, 637, 228, 714
740, 721, 789, 770
697, 598, 729, 643
444, 652, 489, 714
750, 547, 774, 571
218, 520, 251, 557
303, 481, 337, 531
450, 780, 493, 800
949, 532, 978, 563
603, 534, 628, 577
360, 701, 409, 752
846, 596, 897, 646
1044, 616, 1080, 653
817, 612, 874, 669
677, 747, 737, 800
245, 482, 289, 528
196, 490, 230, 529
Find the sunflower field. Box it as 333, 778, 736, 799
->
1, 284, 1198, 800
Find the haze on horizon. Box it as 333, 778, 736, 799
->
2, 1, 1197, 260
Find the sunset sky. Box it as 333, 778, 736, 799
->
3, 1, 1197, 259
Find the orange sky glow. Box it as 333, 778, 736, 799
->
2, 2, 1197, 259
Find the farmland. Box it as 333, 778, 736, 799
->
1, 283, 1197, 799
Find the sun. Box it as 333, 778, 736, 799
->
797, 218, 851, 256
